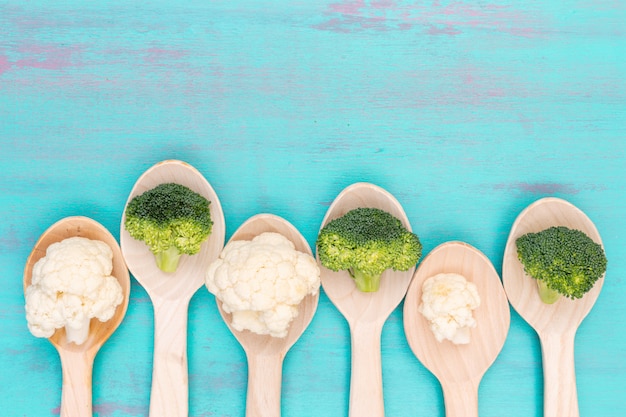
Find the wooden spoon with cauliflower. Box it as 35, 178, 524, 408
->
23, 216, 130, 417
403, 241, 509, 417
205, 213, 320, 417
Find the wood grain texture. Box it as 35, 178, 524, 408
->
1, 0, 625, 416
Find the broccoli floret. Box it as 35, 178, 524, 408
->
124, 183, 213, 273
515, 226, 607, 304
316, 207, 422, 292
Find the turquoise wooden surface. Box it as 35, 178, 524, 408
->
1, 1, 625, 416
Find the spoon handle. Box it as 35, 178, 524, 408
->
149, 297, 192, 417
245, 352, 284, 417
540, 331, 579, 417
441, 380, 479, 417
349, 322, 385, 417
58, 349, 95, 417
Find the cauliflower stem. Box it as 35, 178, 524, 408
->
66, 317, 91, 345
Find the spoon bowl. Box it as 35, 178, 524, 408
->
317, 182, 416, 417
502, 197, 605, 417
24, 216, 130, 417
120, 160, 225, 417
214, 213, 319, 417
404, 241, 510, 417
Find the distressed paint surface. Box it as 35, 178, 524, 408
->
1, 1, 625, 416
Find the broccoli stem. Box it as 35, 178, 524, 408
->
155, 246, 183, 273
537, 279, 561, 304
352, 269, 382, 292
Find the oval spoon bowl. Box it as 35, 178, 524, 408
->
404, 241, 510, 417
214, 213, 319, 417
318, 182, 416, 323
24, 216, 130, 417
120, 160, 226, 300
24, 216, 131, 353
502, 197, 605, 333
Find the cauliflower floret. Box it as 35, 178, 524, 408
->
418, 272, 480, 344
206, 232, 320, 338
25, 236, 124, 345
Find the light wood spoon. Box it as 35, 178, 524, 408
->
502, 197, 605, 417
213, 213, 320, 417
403, 241, 510, 417
23, 216, 131, 417
317, 182, 417, 417
120, 160, 225, 417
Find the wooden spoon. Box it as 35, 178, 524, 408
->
23, 216, 131, 417
502, 197, 605, 417
120, 160, 225, 417
317, 182, 416, 417
213, 213, 320, 417
403, 241, 510, 417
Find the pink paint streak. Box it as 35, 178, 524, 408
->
52, 402, 146, 416
10, 44, 83, 72
329, 0, 365, 15
144, 47, 188, 64
0, 55, 10, 75
94, 402, 147, 416
315, 0, 544, 36
427, 24, 462, 36
494, 182, 580, 195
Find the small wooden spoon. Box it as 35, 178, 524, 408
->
213, 213, 320, 417
404, 241, 510, 417
23, 216, 131, 417
120, 160, 225, 417
502, 197, 605, 417
317, 182, 416, 417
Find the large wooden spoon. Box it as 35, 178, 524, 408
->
120, 160, 225, 417
213, 213, 320, 417
404, 241, 510, 417
502, 197, 605, 417
23, 216, 131, 417
317, 182, 416, 417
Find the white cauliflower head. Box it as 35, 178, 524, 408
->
25, 236, 124, 345
418, 272, 480, 344
206, 232, 320, 338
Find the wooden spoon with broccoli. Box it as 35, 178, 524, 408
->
403, 241, 510, 417
316, 182, 421, 417
120, 160, 225, 417
23, 216, 131, 417
502, 197, 607, 417
209, 213, 320, 417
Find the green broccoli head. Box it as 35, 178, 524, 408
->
125, 183, 213, 273
515, 226, 607, 303
316, 207, 422, 292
